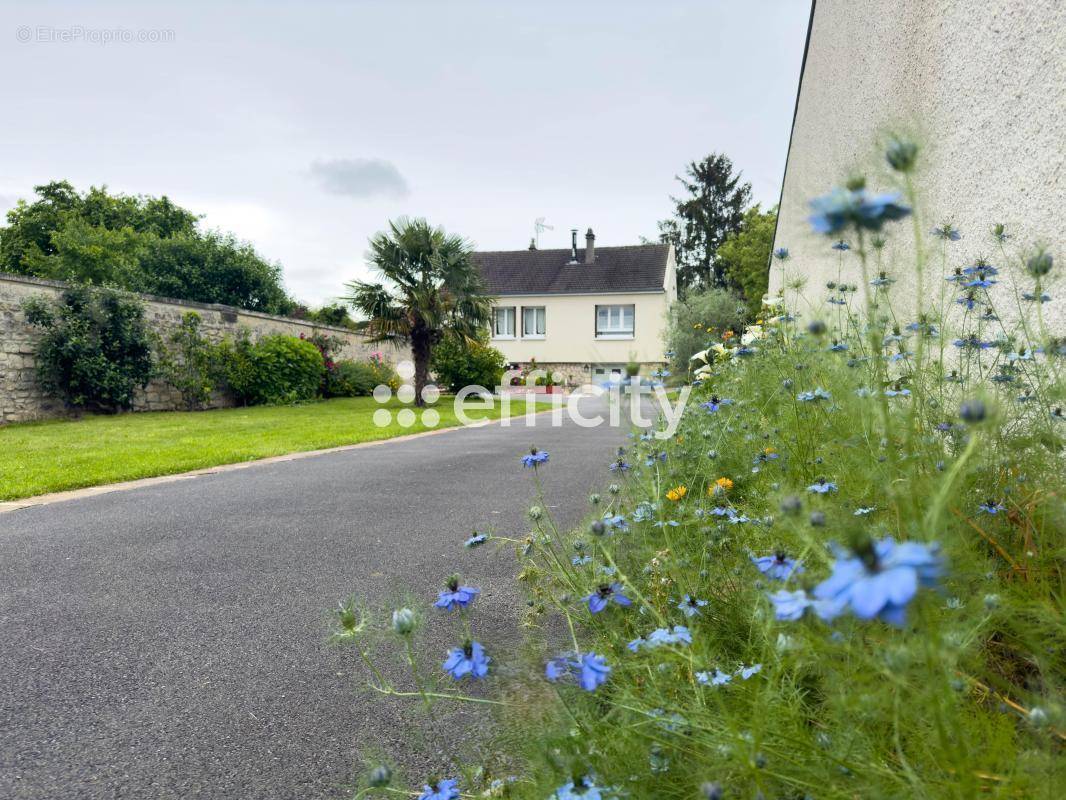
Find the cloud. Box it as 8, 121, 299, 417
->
308, 158, 409, 199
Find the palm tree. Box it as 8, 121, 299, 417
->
344, 217, 492, 406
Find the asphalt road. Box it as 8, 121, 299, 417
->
0, 402, 631, 799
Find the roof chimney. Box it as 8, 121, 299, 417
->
569, 229, 579, 263
528, 237, 537, 250
585, 228, 595, 264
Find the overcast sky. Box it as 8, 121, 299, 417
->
1, 1, 810, 305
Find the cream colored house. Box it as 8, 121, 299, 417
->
472, 229, 677, 384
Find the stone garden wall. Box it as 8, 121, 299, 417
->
0, 273, 407, 424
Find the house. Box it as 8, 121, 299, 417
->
471, 228, 677, 385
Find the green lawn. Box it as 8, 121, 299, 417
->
1, 396, 544, 501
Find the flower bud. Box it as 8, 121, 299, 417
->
589, 520, 606, 536
1026, 247, 1053, 278
807, 320, 827, 336
885, 138, 918, 172
700, 782, 724, 800
368, 765, 392, 787
959, 399, 986, 424
588, 493, 601, 505
391, 608, 416, 635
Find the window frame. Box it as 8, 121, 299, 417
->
594, 304, 635, 339
491, 306, 516, 339
521, 306, 546, 339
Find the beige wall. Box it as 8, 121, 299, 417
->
772, 0, 1065, 331
490, 291, 671, 366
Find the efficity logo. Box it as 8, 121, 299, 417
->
371, 361, 691, 438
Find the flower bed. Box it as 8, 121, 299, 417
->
330, 142, 1063, 799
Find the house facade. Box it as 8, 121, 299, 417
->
472, 229, 677, 385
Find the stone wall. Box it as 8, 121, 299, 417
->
0, 273, 407, 424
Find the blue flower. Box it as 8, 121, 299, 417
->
464, 533, 487, 548
884, 386, 911, 397
964, 275, 997, 289
676, 594, 708, 617
751, 552, 803, 581
979, 500, 1006, 514
442, 641, 490, 680
812, 538, 943, 626
545, 653, 610, 692
808, 187, 911, 235
807, 478, 838, 494
602, 513, 629, 531
418, 778, 460, 800
768, 589, 811, 621
962, 263, 998, 276
931, 224, 961, 241
586, 583, 632, 614
572, 554, 592, 566
773, 247, 790, 260
521, 448, 549, 467
955, 294, 980, 311
701, 395, 733, 413
1023, 292, 1052, 303
831, 239, 851, 251
609, 458, 631, 472
797, 388, 832, 402
738, 663, 763, 679
435, 579, 479, 611
696, 669, 733, 686
870, 273, 895, 287
954, 336, 994, 350
629, 625, 691, 651
552, 777, 609, 800
829, 341, 849, 352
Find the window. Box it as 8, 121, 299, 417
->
522, 306, 546, 338
595, 304, 635, 338
492, 306, 516, 338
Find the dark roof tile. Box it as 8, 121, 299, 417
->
472, 244, 670, 295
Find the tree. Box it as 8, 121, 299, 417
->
344, 217, 492, 406
0, 182, 294, 314
717, 205, 777, 315
657, 153, 752, 291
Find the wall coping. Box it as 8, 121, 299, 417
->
0, 271, 361, 337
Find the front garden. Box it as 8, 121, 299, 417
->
327, 142, 1064, 799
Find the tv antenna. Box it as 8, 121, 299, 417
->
533, 217, 553, 248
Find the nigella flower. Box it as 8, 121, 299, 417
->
701, 395, 733, 413
609, 458, 631, 472
831, 239, 851, 251
870, 272, 895, 287
737, 663, 763, 679
931, 223, 961, 241
435, 578, 479, 611
768, 589, 812, 621
1023, 292, 1052, 303
884, 384, 911, 397
854, 506, 876, 515
956, 293, 980, 311
751, 551, 803, 580
773, 247, 790, 260
464, 533, 487, 548
677, 594, 708, 617
418, 778, 460, 800
946, 267, 966, 283
812, 538, 943, 626
964, 274, 997, 289
572, 554, 592, 566
797, 388, 832, 402
602, 513, 629, 531
808, 186, 911, 235
829, 340, 848, 352
631, 501, 657, 522
807, 478, 837, 494
962, 262, 999, 276
826, 296, 848, 306
552, 776, 611, 800
697, 669, 733, 686
546, 652, 611, 692
585, 582, 633, 613
521, 447, 549, 467
979, 500, 1006, 514
628, 625, 692, 651
442, 640, 490, 680
953, 335, 994, 350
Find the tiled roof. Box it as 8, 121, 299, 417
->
472, 243, 670, 295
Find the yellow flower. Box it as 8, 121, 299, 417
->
666, 485, 688, 502
764, 447, 776, 457
709, 477, 733, 496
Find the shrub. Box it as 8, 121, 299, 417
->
158, 311, 215, 410
430, 334, 505, 392
22, 285, 154, 412
664, 285, 749, 372
213, 332, 324, 405
325, 359, 399, 397
718, 203, 777, 315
